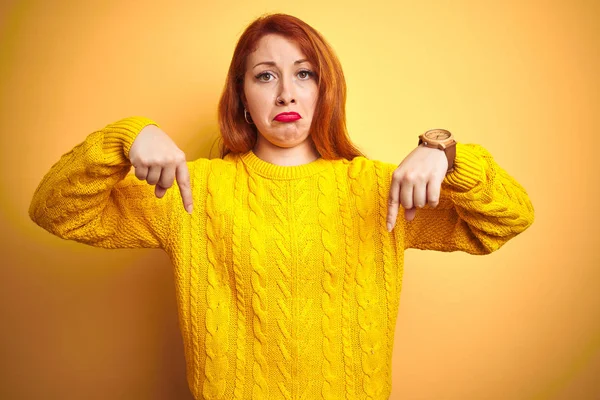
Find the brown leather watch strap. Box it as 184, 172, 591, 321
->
445, 143, 455, 173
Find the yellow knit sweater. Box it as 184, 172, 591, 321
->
29, 117, 535, 400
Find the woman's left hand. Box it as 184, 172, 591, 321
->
387, 144, 449, 231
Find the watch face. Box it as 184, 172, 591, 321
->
424, 129, 451, 141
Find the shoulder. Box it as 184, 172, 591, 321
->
341, 156, 396, 179
187, 154, 239, 177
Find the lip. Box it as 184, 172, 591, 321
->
274, 112, 301, 122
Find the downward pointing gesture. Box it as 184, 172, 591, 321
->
129, 124, 194, 214
386, 144, 449, 231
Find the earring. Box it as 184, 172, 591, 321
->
244, 108, 254, 125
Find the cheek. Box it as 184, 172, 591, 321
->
305, 87, 318, 111
253, 103, 270, 123
246, 91, 270, 117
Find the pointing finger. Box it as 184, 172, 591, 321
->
176, 161, 193, 214
387, 172, 401, 232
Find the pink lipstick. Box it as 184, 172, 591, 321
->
274, 112, 301, 122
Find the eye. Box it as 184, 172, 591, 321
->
298, 69, 314, 80
256, 72, 274, 82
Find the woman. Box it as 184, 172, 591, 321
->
29, 13, 534, 400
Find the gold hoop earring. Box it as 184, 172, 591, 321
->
244, 108, 254, 125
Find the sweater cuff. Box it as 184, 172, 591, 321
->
102, 116, 161, 164
442, 142, 486, 192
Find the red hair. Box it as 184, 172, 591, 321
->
216, 13, 366, 160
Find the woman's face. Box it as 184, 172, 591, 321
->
242, 33, 318, 150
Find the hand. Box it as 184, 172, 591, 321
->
129, 124, 194, 214
386, 144, 449, 231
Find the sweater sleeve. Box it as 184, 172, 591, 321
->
380, 142, 535, 254
28, 116, 178, 250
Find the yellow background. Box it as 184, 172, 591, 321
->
1, 0, 598, 399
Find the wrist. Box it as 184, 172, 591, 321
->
418, 129, 456, 174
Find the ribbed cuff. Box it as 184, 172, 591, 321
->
102, 116, 161, 164
443, 142, 486, 192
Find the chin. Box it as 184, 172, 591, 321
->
263, 130, 307, 142
265, 135, 299, 146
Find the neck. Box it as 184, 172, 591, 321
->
253, 135, 320, 166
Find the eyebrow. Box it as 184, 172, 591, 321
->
253, 59, 310, 69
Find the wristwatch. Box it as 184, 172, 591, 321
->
418, 129, 456, 174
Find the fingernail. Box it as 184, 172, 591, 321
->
387, 223, 392, 232
186, 205, 193, 214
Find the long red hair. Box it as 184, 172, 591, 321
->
216, 13, 366, 160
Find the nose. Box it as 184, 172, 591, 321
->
276, 75, 296, 105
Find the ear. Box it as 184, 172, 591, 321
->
240, 91, 248, 109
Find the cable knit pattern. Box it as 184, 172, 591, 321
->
203, 162, 232, 399
374, 162, 398, 394
29, 117, 535, 400
231, 164, 247, 400
292, 176, 318, 400
269, 180, 293, 400
334, 162, 358, 400
349, 159, 386, 399
189, 159, 205, 399
248, 173, 269, 398
318, 170, 341, 399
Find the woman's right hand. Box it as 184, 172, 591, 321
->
129, 124, 193, 214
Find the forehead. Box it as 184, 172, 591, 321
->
247, 34, 307, 67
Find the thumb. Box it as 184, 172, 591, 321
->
404, 207, 416, 222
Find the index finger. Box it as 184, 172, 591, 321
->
387, 172, 401, 232
176, 161, 194, 214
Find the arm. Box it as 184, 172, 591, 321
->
385, 142, 535, 254
28, 116, 177, 249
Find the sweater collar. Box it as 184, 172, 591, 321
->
240, 150, 330, 180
